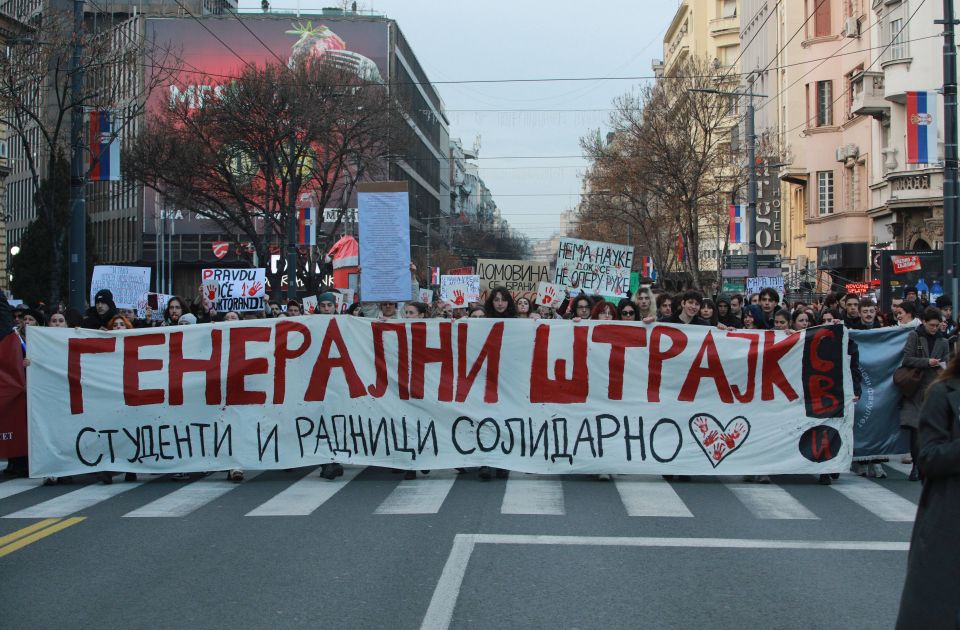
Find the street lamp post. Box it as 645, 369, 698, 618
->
690, 81, 767, 279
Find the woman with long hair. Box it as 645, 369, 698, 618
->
515, 296, 533, 318
895, 351, 960, 628
590, 301, 619, 321
632, 286, 656, 321
699, 298, 719, 326
163, 296, 188, 326
484, 287, 517, 319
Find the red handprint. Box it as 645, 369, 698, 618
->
542, 286, 556, 304
204, 283, 218, 301
694, 417, 709, 435
703, 430, 719, 446
712, 443, 726, 461
452, 289, 465, 306
247, 281, 263, 296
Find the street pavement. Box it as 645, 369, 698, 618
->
0, 461, 920, 630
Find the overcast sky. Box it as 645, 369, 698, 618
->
238, 0, 681, 242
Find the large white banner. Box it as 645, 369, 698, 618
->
554, 238, 634, 298
26, 320, 853, 476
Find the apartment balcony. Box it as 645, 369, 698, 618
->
709, 15, 738, 36
851, 71, 889, 118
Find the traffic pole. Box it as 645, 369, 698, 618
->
939, 0, 960, 310
67, 0, 86, 310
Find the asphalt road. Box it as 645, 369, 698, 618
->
0, 462, 920, 630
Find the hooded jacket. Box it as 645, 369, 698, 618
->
81, 289, 118, 329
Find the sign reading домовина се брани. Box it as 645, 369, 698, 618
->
26, 320, 853, 477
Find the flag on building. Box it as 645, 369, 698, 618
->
641, 255, 657, 281
729, 204, 745, 244
906, 91, 938, 164
89, 110, 120, 181
298, 207, 316, 246
430, 266, 441, 285
677, 232, 688, 264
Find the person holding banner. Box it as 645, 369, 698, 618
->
631, 286, 656, 321
899, 307, 950, 482
590, 301, 619, 321
161, 296, 188, 326
569, 295, 594, 321
403, 302, 428, 319
655, 293, 672, 321
895, 353, 960, 629
477, 287, 517, 480
617, 300, 637, 321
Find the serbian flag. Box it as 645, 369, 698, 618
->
677, 232, 687, 264
641, 255, 657, 281
729, 204, 745, 243
430, 266, 441, 285
906, 91, 938, 164
298, 207, 316, 246
89, 110, 120, 181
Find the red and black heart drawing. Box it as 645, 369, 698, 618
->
688, 414, 750, 468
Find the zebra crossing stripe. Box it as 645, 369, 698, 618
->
246, 466, 364, 516
830, 476, 918, 522
0, 478, 44, 501
375, 471, 457, 515
614, 476, 693, 517
124, 472, 263, 518
725, 483, 819, 520
501, 476, 564, 515
3, 480, 147, 518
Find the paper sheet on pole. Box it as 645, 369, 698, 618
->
358, 183, 411, 302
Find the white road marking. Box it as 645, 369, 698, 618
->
3, 480, 146, 518
420, 534, 909, 630
0, 478, 44, 501
375, 471, 457, 515
830, 476, 918, 522
883, 460, 914, 477
725, 483, 818, 520
124, 472, 262, 518
614, 476, 693, 517
500, 476, 564, 515
246, 466, 363, 516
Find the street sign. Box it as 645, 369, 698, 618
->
723, 254, 781, 269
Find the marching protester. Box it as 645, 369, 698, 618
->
655, 293, 673, 321
568, 295, 593, 321
81, 289, 118, 330
478, 287, 516, 480
895, 300, 920, 328
791, 310, 811, 331
898, 307, 950, 482
857, 298, 884, 330
631, 286, 656, 321
403, 301, 428, 319
698, 298, 718, 327
716, 295, 741, 328
590, 300, 619, 321
286, 300, 303, 317
316, 292, 338, 315
666, 290, 711, 326
617, 300, 637, 321
515, 296, 533, 318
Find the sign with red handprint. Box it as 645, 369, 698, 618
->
439, 274, 480, 307
535, 281, 565, 306
201, 267, 267, 312
688, 414, 750, 467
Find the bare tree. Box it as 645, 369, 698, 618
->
0, 9, 178, 304
126, 57, 410, 296
580, 56, 746, 289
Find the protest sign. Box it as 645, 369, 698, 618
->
201, 268, 266, 312
535, 282, 565, 307
302, 295, 318, 314
477, 259, 551, 300
340, 289, 356, 313
554, 238, 634, 298
89, 265, 151, 309
28, 321, 854, 476
358, 182, 411, 302
746, 276, 785, 295
136, 292, 172, 320
418, 288, 434, 305
439, 275, 480, 307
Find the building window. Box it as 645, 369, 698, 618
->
818, 171, 834, 215
888, 16, 908, 61
720, 0, 736, 18
814, 0, 832, 37
816, 80, 833, 126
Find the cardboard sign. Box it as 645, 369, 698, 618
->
746, 276, 785, 295
201, 268, 266, 312
89, 265, 151, 309
302, 295, 318, 314
439, 274, 480, 307
535, 282, 565, 307
477, 259, 550, 300
418, 288, 434, 305
554, 238, 634, 298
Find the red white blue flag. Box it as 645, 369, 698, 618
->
906, 91, 938, 164
88, 110, 120, 181
430, 266, 441, 285
298, 207, 316, 246
641, 255, 657, 281
729, 204, 745, 244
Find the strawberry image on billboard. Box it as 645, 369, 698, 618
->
891, 255, 922, 275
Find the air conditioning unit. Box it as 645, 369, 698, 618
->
836, 146, 849, 162
846, 143, 860, 159
844, 16, 860, 38
0, 139, 7, 160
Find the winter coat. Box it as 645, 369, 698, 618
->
899, 329, 950, 429
895, 378, 960, 629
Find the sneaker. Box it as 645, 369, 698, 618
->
228, 469, 244, 483
872, 463, 887, 479
43, 476, 58, 486
319, 464, 338, 480
97, 471, 113, 485
596, 473, 612, 481
818, 474, 832, 485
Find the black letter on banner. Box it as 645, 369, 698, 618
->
259, 422, 279, 462
595, 414, 620, 457
350, 416, 369, 456
368, 418, 390, 456
101, 429, 118, 463
476, 418, 501, 453
138, 425, 159, 462
650, 419, 682, 463
123, 427, 141, 463
391, 417, 416, 460
573, 418, 597, 458
157, 425, 174, 460
551, 418, 573, 463
503, 418, 525, 455
802, 325, 845, 418
190, 423, 210, 456
296, 417, 314, 458
529, 418, 549, 460
452, 416, 476, 454
214, 424, 233, 457
623, 416, 646, 462
315, 417, 333, 455
75, 427, 102, 466
331, 415, 352, 456
417, 420, 438, 457
173, 424, 193, 459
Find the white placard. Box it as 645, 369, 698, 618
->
358, 185, 411, 302
135, 292, 172, 320
89, 266, 152, 309
200, 268, 266, 312
440, 275, 480, 307
535, 282, 565, 307
302, 295, 318, 314
746, 276, 785, 295
339, 289, 356, 313
554, 238, 634, 298
418, 288, 434, 305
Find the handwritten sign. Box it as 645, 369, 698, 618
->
440, 274, 480, 307
535, 282, 565, 307
302, 295, 318, 314
746, 276, 785, 295
477, 259, 551, 300
554, 238, 633, 298
201, 268, 266, 312
89, 266, 151, 309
